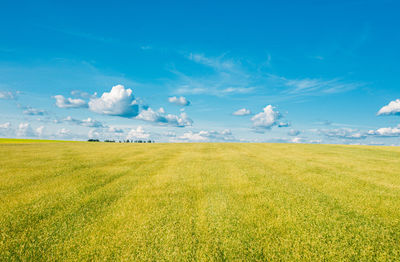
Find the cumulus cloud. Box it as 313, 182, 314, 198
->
251, 105, 281, 130
17, 123, 34, 137
36, 126, 45, 136
64, 116, 106, 128
368, 126, 400, 137
89, 85, 139, 117
179, 131, 208, 142
178, 129, 235, 142
88, 129, 101, 139
233, 108, 251, 116
23, 107, 47, 116
126, 126, 150, 140
0, 122, 15, 136
0, 122, 12, 137
136, 107, 193, 127
377, 99, 400, 116
54, 95, 87, 108
321, 128, 367, 139
168, 96, 190, 106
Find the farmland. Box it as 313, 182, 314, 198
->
1, 140, 400, 261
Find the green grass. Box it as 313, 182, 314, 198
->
1, 141, 400, 261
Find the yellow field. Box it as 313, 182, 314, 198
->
0, 138, 70, 143
1, 141, 400, 261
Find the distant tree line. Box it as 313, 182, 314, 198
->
88, 139, 155, 143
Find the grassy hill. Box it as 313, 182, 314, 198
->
1, 140, 400, 261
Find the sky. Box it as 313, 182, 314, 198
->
1, 0, 400, 144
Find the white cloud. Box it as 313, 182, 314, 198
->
179, 131, 208, 142
71, 90, 97, 99
54, 95, 87, 108
377, 99, 400, 116
89, 85, 139, 117
126, 126, 150, 140
0, 122, 12, 137
17, 123, 34, 137
281, 77, 361, 95
23, 107, 47, 116
251, 105, 281, 130
291, 137, 303, 143
163, 131, 176, 137
57, 128, 71, 137
88, 129, 101, 139
188, 53, 236, 71
108, 126, 124, 133
173, 52, 360, 98
233, 108, 251, 116
288, 130, 301, 136
173, 53, 255, 96
321, 128, 367, 139
64, 116, 106, 128
0, 91, 15, 100
177, 129, 235, 142
136, 108, 193, 127
81, 118, 105, 128
221, 87, 254, 94
278, 122, 290, 127
168, 96, 190, 106
0, 122, 11, 129
368, 126, 400, 137
36, 126, 45, 136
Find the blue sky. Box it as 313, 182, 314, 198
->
1, 0, 400, 144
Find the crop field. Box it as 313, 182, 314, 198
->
1, 140, 400, 261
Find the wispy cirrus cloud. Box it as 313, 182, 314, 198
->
188, 53, 237, 71
270, 75, 362, 97
171, 52, 362, 99
172, 53, 255, 96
